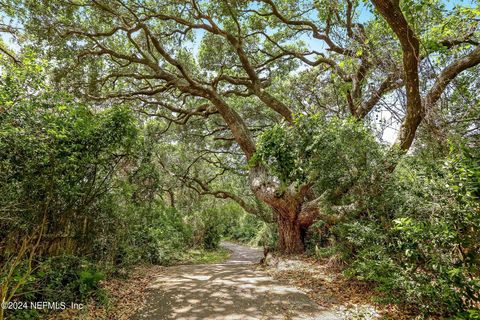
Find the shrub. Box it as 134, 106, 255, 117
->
196, 208, 224, 250
316, 142, 480, 316
104, 204, 194, 266
35, 256, 104, 303
5, 256, 105, 319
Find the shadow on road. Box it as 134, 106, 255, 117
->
132, 241, 340, 320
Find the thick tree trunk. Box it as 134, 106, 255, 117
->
249, 165, 309, 254
277, 215, 304, 254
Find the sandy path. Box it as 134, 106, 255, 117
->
132, 241, 341, 320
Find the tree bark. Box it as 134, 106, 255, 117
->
370, 0, 422, 152
249, 165, 307, 253
277, 214, 304, 254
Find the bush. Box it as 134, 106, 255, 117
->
35, 256, 104, 303
97, 203, 194, 266
196, 208, 224, 250
5, 256, 106, 319
214, 202, 275, 248
314, 142, 480, 316
0, 59, 138, 258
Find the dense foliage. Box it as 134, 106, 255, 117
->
253, 114, 385, 191
0, 57, 252, 319
254, 115, 480, 316
0, 58, 136, 257
1, 0, 479, 318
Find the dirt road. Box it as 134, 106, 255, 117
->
132, 241, 341, 320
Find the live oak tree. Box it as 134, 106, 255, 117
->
12, 0, 480, 253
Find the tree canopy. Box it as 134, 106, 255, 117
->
0, 0, 479, 318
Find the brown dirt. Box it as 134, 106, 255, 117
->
49, 265, 164, 320
51, 242, 406, 320
262, 254, 418, 320
132, 241, 342, 320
